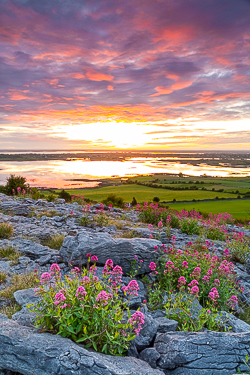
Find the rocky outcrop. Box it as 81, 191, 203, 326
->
0, 317, 164, 375
153, 330, 250, 374
59, 231, 161, 274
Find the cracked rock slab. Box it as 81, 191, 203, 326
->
154, 330, 250, 374
59, 231, 161, 275
0, 318, 164, 375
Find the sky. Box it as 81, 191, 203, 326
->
0, 0, 250, 150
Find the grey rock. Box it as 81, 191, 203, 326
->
0, 318, 164, 375
59, 231, 161, 275
246, 256, 250, 275
149, 310, 166, 319
38, 253, 52, 265
13, 288, 39, 307
154, 330, 250, 374
134, 313, 159, 351
12, 306, 37, 327
154, 317, 178, 333
0, 314, 8, 322
140, 348, 161, 369
215, 311, 250, 333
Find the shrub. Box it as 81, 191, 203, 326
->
131, 197, 137, 206
228, 233, 250, 264
0, 302, 21, 318
205, 226, 227, 241
5, 174, 29, 196
153, 197, 160, 203
180, 219, 201, 235
29, 259, 145, 355
58, 190, 72, 202
30, 187, 41, 200
146, 243, 241, 315
103, 193, 124, 208
79, 213, 91, 227
42, 234, 65, 250
47, 193, 56, 202
0, 223, 14, 239
94, 212, 109, 227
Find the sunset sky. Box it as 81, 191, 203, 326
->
0, 0, 250, 150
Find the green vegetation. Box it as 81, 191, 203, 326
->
0, 223, 14, 239
64, 185, 239, 203
0, 273, 38, 300
0, 302, 21, 319
0, 272, 7, 283
0, 246, 20, 264
102, 193, 124, 208
169, 200, 250, 219
42, 234, 65, 250
4, 174, 29, 195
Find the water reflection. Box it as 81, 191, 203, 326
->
0, 157, 249, 188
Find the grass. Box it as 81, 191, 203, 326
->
168, 199, 250, 219
42, 234, 65, 250
36, 210, 63, 219
0, 246, 20, 265
63, 185, 239, 204
0, 223, 14, 239
0, 302, 21, 318
0, 273, 38, 301
0, 272, 7, 283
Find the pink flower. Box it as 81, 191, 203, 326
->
213, 279, 220, 286
158, 221, 163, 229
91, 255, 98, 262
96, 290, 113, 306
122, 280, 140, 296
177, 276, 186, 288
129, 311, 145, 336
86, 253, 91, 257
149, 262, 156, 271
182, 261, 188, 268
70, 211, 74, 215
54, 292, 66, 305
75, 286, 87, 299
81, 276, 90, 284
208, 287, 220, 302
149, 234, 153, 239
50, 263, 61, 273
190, 286, 199, 296
188, 279, 199, 287
105, 259, 113, 269
71, 267, 80, 273
40, 272, 51, 284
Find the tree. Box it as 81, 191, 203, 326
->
131, 197, 137, 206
153, 196, 160, 202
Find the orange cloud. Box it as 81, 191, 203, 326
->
107, 85, 114, 90
69, 73, 85, 79
86, 69, 114, 81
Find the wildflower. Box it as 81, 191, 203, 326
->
213, 279, 220, 286
75, 286, 87, 299
50, 263, 61, 273
149, 262, 156, 271
122, 280, 140, 296
96, 291, 113, 306
60, 303, 67, 309
188, 279, 199, 287
71, 267, 80, 273
182, 261, 188, 268
208, 287, 220, 302
129, 311, 145, 336
86, 253, 91, 257
54, 292, 66, 305
191, 267, 201, 278
190, 285, 199, 296
158, 221, 163, 229
134, 255, 138, 260
81, 276, 90, 284
70, 211, 74, 215
40, 272, 51, 284
91, 255, 98, 262
149, 234, 153, 239
105, 259, 113, 269
177, 276, 186, 288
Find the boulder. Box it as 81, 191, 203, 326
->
0, 318, 164, 375
13, 288, 39, 307
154, 330, 250, 374
59, 231, 161, 275
133, 313, 159, 351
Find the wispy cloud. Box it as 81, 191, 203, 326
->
0, 0, 250, 149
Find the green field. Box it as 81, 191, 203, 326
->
168, 200, 250, 219
63, 185, 240, 203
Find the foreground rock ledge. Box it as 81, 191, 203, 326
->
0, 317, 164, 375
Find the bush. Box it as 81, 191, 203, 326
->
131, 197, 137, 206
153, 197, 160, 203
58, 190, 72, 202
29, 260, 145, 355
228, 233, 250, 264
102, 193, 124, 208
79, 214, 91, 227
5, 174, 29, 196
0, 223, 14, 239
0, 246, 20, 264
47, 193, 56, 202
180, 219, 201, 235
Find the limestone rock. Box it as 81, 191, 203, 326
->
59, 231, 161, 275
0, 318, 164, 375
